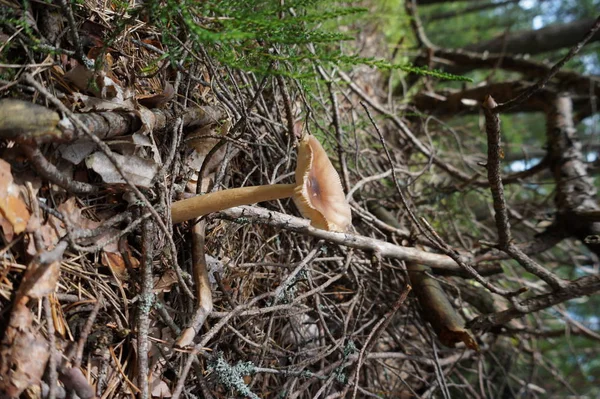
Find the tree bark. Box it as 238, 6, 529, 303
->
466, 18, 600, 55
546, 94, 600, 256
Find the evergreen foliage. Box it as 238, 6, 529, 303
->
133, 0, 470, 81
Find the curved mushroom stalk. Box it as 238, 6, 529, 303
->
170, 134, 352, 232
171, 184, 295, 224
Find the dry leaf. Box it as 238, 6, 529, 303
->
86, 151, 158, 187
0, 302, 50, 398
72, 91, 137, 113
101, 240, 139, 281
137, 81, 175, 109
16, 242, 66, 303
102, 251, 128, 281
59, 139, 97, 164
49, 293, 67, 337
63, 64, 95, 92
0, 159, 31, 241
151, 379, 172, 398
153, 269, 178, 293
408, 263, 479, 351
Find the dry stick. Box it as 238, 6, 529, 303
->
137, 218, 154, 399
494, 15, 600, 114
21, 145, 98, 194
361, 103, 523, 298
61, 292, 102, 378
273, 244, 322, 303
44, 297, 58, 399
482, 95, 568, 291
170, 292, 273, 399
55, 0, 92, 69
349, 284, 412, 399
22, 73, 195, 299
338, 70, 471, 183
218, 205, 500, 275
327, 82, 351, 192
153, 298, 181, 336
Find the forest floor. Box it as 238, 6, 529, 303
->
0, 2, 426, 399
2, 1, 599, 398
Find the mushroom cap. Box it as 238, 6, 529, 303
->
292, 134, 352, 232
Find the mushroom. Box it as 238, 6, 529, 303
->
292, 134, 352, 231
170, 134, 352, 232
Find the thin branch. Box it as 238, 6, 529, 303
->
327, 81, 351, 192
468, 275, 600, 332
494, 15, 600, 114
21, 145, 98, 194
217, 205, 501, 274
362, 102, 521, 298
21, 73, 195, 299
483, 95, 567, 291
427, 0, 519, 22
44, 297, 58, 399
137, 217, 154, 399
405, 0, 434, 49
350, 284, 411, 399
55, 0, 92, 68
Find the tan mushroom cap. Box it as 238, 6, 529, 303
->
292, 134, 352, 232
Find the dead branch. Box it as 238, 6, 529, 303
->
468, 275, 600, 332
482, 95, 566, 290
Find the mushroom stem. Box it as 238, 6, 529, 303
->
171, 183, 296, 224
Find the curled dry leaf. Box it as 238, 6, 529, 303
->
408, 263, 479, 351
153, 269, 179, 293
0, 159, 31, 241
86, 151, 158, 188
63, 64, 95, 93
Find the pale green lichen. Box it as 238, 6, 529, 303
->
208, 354, 260, 399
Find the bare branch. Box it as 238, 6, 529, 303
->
482, 95, 567, 290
